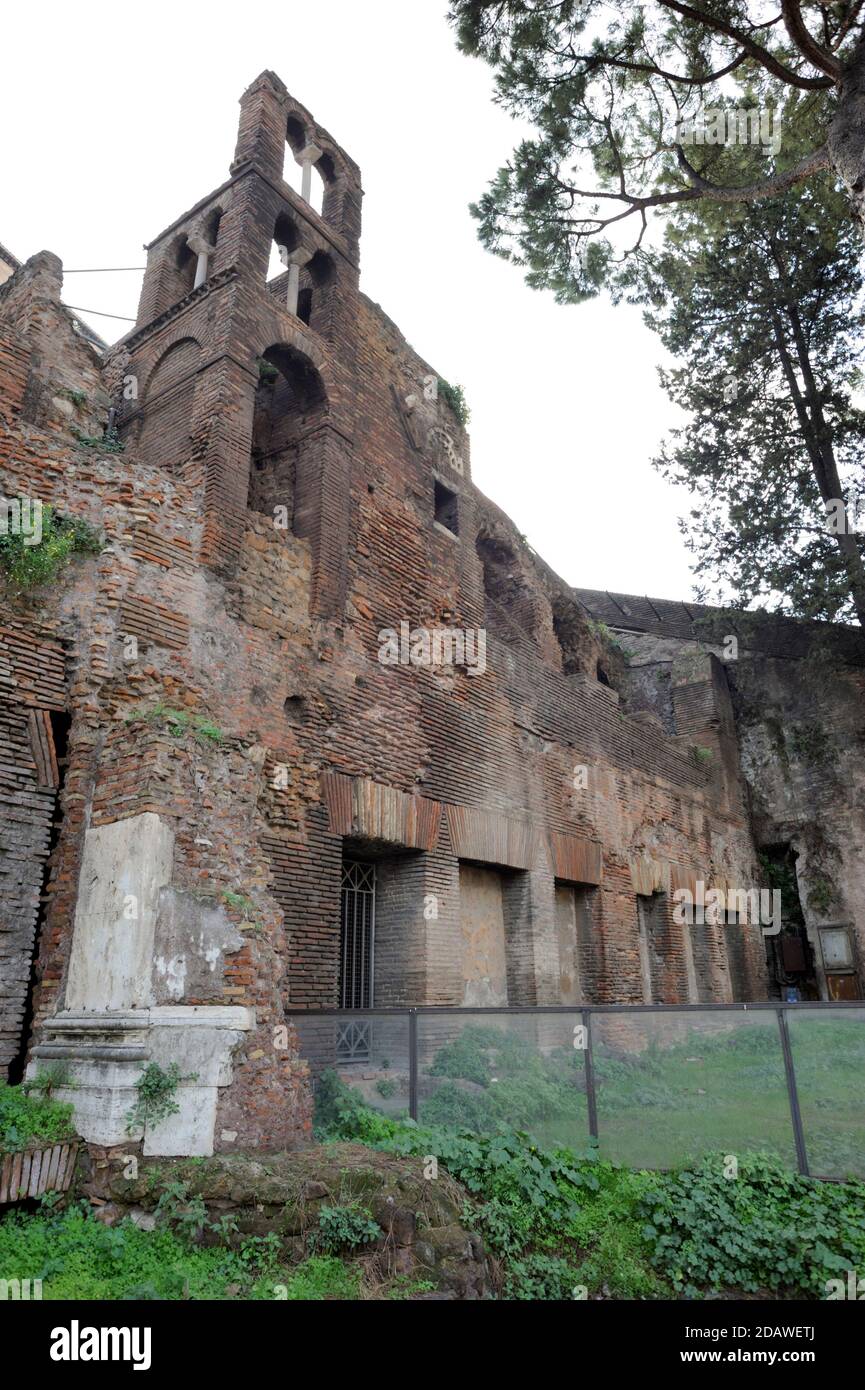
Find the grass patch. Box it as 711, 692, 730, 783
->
275, 1255, 361, 1300
124, 701, 224, 747
0, 1201, 369, 1302
0, 506, 102, 594
0, 1082, 77, 1153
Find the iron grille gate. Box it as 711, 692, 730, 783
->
337, 860, 375, 1060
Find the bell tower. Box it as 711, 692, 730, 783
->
111, 72, 363, 612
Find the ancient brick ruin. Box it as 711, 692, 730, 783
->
1, 72, 862, 1155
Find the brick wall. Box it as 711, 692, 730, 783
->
2, 70, 830, 1149
0, 623, 65, 1077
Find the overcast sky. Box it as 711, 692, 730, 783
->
1, 0, 700, 601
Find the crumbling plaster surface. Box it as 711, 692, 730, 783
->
65, 813, 175, 1012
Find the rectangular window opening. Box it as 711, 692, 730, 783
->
337, 859, 376, 1061
434, 479, 459, 536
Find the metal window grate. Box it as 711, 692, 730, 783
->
337, 861, 375, 1059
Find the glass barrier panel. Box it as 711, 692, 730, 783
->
288, 1013, 411, 1133
416, 1010, 590, 1151
592, 1009, 796, 1170
787, 1007, 865, 1180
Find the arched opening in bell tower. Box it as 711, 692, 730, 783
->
247, 343, 328, 534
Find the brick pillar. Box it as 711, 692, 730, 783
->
654, 893, 691, 1003
196, 356, 257, 574
374, 856, 426, 1004
231, 71, 291, 180
502, 859, 559, 1005
708, 913, 735, 1001
375, 848, 462, 1006
322, 175, 362, 263
293, 424, 351, 618
598, 862, 645, 1002
264, 806, 343, 1009
574, 884, 605, 1003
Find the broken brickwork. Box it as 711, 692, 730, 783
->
0, 71, 858, 1154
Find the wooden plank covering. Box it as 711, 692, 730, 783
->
0, 1154, 11, 1203
27, 708, 60, 788
0, 1143, 78, 1204
321, 773, 442, 850
550, 831, 602, 886
27, 1149, 42, 1198
445, 805, 540, 871
9, 1153, 22, 1204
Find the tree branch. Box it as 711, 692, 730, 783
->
675, 143, 831, 201
585, 47, 749, 86
657, 0, 835, 88
831, 0, 865, 51
781, 0, 843, 78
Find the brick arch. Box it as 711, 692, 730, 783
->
146, 233, 198, 316
142, 336, 203, 402
136, 336, 203, 476
250, 321, 332, 395
284, 109, 353, 190
281, 106, 361, 249
247, 341, 329, 527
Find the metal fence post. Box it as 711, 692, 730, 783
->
777, 1008, 810, 1177
582, 1008, 599, 1145
408, 1008, 418, 1121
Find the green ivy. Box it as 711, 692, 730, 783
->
153, 1181, 210, 1244
641, 1152, 865, 1297
313, 1204, 380, 1254
503, 1251, 581, 1300
787, 721, 838, 768
314, 1069, 402, 1145
72, 425, 125, 454
256, 357, 280, 383
757, 850, 804, 925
